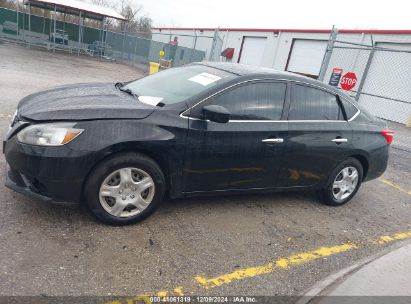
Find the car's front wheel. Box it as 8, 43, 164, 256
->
84, 152, 165, 225
319, 157, 363, 206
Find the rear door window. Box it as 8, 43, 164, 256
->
289, 84, 344, 120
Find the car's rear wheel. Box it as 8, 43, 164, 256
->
319, 157, 363, 206
84, 152, 165, 225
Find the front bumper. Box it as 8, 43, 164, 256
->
4, 137, 102, 204
5, 165, 54, 202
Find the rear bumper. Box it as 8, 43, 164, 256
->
363, 145, 389, 182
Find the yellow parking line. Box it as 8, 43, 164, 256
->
173, 287, 184, 296
379, 178, 411, 195
195, 243, 356, 289
105, 230, 411, 304
376, 231, 411, 245
156, 291, 168, 297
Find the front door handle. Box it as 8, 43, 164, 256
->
332, 138, 348, 143
262, 138, 284, 144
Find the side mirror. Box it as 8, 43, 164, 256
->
202, 105, 230, 123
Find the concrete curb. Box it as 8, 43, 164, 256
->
295, 239, 411, 304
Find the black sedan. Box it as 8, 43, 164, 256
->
4, 62, 393, 225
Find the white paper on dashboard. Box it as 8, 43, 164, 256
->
138, 96, 164, 106
188, 72, 221, 86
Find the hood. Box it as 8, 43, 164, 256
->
17, 82, 157, 121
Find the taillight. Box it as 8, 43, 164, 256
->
381, 130, 394, 145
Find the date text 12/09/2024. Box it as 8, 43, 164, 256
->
148, 296, 257, 303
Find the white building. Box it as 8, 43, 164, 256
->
152, 27, 411, 125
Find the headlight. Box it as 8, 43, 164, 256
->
17, 123, 84, 146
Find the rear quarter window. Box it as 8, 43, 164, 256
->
340, 97, 359, 120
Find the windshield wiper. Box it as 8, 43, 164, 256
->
114, 82, 124, 89
120, 88, 138, 98
116, 83, 139, 99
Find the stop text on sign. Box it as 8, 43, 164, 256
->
340, 72, 357, 91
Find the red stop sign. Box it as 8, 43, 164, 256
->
340, 72, 357, 91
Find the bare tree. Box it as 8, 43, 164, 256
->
0, 0, 24, 10
90, 0, 112, 7
136, 15, 152, 34
84, 0, 152, 34
0, 0, 152, 35
116, 0, 152, 34
118, 0, 140, 31
0, 0, 12, 9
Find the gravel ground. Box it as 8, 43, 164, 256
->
0, 42, 143, 116
0, 42, 410, 300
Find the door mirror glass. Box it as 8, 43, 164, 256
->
202, 105, 230, 123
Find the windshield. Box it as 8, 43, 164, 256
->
122, 65, 236, 105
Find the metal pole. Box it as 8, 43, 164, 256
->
209, 28, 218, 61
134, 36, 138, 61
22, 2, 24, 36
16, 1, 19, 41
53, 5, 56, 53
49, 10, 52, 46
318, 26, 338, 81
28, 2, 31, 48
193, 33, 198, 49
63, 12, 66, 32
355, 43, 375, 102
351, 33, 365, 71
77, 11, 81, 56
333, 39, 373, 47
103, 19, 107, 48
190, 32, 197, 62
152, 31, 213, 39
121, 22, 128, 61
100, 17, 104, 60
81, 16, 84, 53
42, 9, 45, 38
272, 31, 282, 68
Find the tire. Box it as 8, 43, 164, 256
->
318, 157, 363, 206
84, 152, 165, 225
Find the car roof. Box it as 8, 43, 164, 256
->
196, 61, 340, 93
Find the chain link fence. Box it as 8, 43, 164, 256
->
0, 6, 207, 69
151, 29, 224, 62
319, 30, 411, 125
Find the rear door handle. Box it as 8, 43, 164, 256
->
262, 138, 284, 143
332, 138, 348, 143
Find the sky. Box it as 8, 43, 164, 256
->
130, 0, 410, 30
